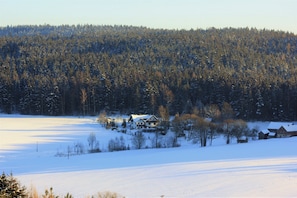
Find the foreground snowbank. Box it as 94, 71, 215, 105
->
18, 156, 297, 197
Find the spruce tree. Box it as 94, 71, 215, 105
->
0, 172, 27, 198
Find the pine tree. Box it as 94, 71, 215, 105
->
255, 89, 264, 117
0, 172, 27, 198
42, 187, 58, 198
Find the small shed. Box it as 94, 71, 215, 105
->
258, 129, 276, 139
237, 136, 248, 143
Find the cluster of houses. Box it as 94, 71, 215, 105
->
259, 122, 297, 139
108, 114, 297, 140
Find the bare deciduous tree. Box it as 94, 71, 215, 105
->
97, 111, 108, 127
192, 116, 209, 147
171, 113, 185, 138
132, 132, 146, 149
223, 119, 235, 144
231, 119, 248, 141
88, 132, 100, 152
208, 122, 218, 146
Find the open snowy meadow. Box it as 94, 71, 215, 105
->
1, 115, 297, 197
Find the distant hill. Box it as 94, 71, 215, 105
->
0, 25, 297, 120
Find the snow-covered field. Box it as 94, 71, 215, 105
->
1, 115, 297, 197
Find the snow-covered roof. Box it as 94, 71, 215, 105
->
268, 132, 276, 136
281, 123, 297, 132
130, 114, 159, 123
259, 129, 276, 136
238, 136, 247, 140
130, 114, 152, 121
260, 129, 270, 133
267, 122, 293, 130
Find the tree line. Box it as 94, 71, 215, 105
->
0, 25, 297, 120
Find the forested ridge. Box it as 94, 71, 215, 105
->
0, 25, 297, 120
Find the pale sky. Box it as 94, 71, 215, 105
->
1, 0, 297, 33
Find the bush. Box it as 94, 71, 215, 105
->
166, 136, 180, 148
28, 185, 39, 198
97, 111, 108, 127
74, 141, 85, 155
108, 136, 127, 152
41, 187, 58, 198
94, 191, 125, 198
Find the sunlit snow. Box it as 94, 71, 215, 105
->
0, 115, 296, 197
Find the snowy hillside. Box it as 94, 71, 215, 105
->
0, 115, 296, 197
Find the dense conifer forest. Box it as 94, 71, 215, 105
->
0, 25, 297, 120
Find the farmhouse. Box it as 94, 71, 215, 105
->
277, 124, 297, 137
259, 122, 297, 138
128, 114, 160, 129
267, 122, 292, 133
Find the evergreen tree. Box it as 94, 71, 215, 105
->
1, 25, 297, 120
0, 172, 27, 198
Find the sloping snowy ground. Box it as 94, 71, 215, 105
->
0, 115, 297, 197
